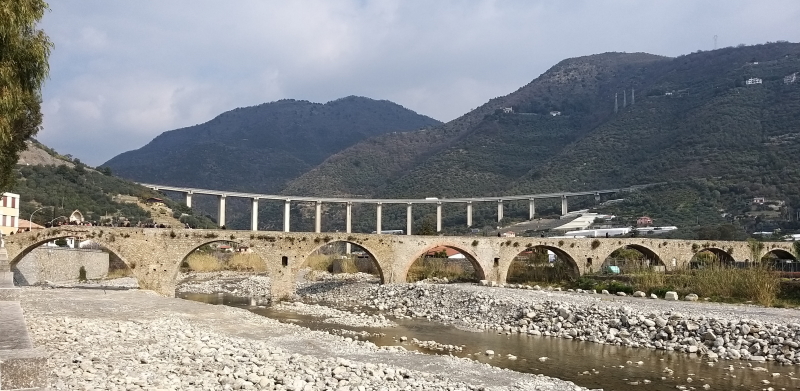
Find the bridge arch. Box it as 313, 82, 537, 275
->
301, 240, 385, 283
761, 248, 797, 262
691, 247, 736, 267
173, 238, 258, 281
598, 244, 664, 273
7, 234, 136, 286
505, 245, 579, 284
402, 243, 485, 283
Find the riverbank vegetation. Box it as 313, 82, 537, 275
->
183, 252, 266, 272
407, 257, 478, 282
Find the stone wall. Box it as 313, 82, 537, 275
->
12, 247, 109, 285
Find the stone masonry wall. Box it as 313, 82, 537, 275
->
12, 247, 109, 285
3, 227, 795, 298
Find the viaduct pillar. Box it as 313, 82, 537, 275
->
497, 200, 504, 223
283, 200, 291, 232
595, 192, 601, 202
561, 195, 568, 215
376, 203, 383, 234
185, 191, 193, 208
436, 202, 442, 232
314, 201, 322, 233
406, 203, 412, 235
529, 199, 535, 220
466, 202, 473, 227
346, 202, 352, 253
218, 195, 226, 228
251, 198, 259, 231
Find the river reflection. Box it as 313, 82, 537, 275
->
179, 292, 800, 391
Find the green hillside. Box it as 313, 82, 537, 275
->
9, 142, 216, 229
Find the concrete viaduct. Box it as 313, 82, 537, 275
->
139, 183, 661, 233
2, 227, 795, 300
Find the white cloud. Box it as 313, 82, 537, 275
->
35, 0, 800, 165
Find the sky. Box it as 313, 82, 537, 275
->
37, 0, 800, 166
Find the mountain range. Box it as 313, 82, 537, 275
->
97, 42, 800, 235
103, 96, 441, 194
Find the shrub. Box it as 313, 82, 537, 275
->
184, 253, 222, 272
78, 266, 87, 282
407, 257, 477, 282
227, 253, 266, 272
605, 280, 634, 294
591, 240, 601, 249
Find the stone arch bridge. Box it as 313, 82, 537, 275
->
2, 227, 795, 299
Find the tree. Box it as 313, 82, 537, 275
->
0, 0, 51, 191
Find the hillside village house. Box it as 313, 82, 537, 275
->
746, 77, 763, 85
16, 219, 44, 233
0, 192, 20, 236
145, 197, 165, 206
636, 216, 653, 227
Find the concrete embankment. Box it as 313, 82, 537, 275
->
18, 288, 590, 391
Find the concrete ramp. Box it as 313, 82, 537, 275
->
0, 249, 17, 301
0, 249, 49, 390
0, 301, 48, 390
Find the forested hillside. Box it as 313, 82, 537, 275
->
102, 96, 441, 194
281, 43, 800, 236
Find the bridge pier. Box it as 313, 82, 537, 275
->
185, 191, 192, 208
346, 202, 352, 253
251, 198, 259, 231
406, 203, 412, 235
529, 199, 535, 220
314, 201, 322, 233
283, 200, 291, 232
561, 195, 568, 215
497, 200, 504, 223
376, 203, 383, 234
466, 202, 472, 227
218, 195, 226, 228
436, 202, 442, 232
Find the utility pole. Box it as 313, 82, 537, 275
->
614, 93, 618, 113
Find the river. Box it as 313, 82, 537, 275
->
179, 292, 800, 390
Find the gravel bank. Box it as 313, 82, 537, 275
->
300, 280, 800, 365
18, 288, 590, 391
274, 301, 397, 328
177, 272, 272, 298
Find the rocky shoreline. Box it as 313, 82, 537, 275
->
298, 279, 800, 365
175, 271, 800, 366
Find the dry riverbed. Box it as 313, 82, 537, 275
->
177, 271, 800, 366
18, 287, 589, 390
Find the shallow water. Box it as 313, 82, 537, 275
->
180, 292, 800, 390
